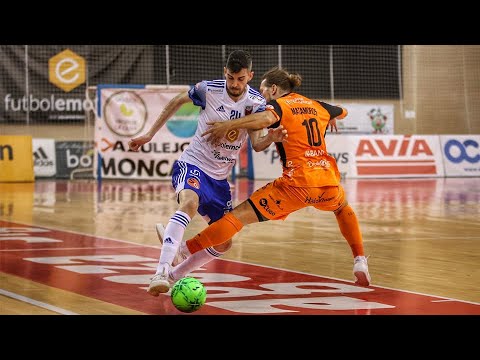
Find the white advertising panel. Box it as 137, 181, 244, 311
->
347, 135, 445, 178
440, 135, 480, 177
332, 104, 394, 135
95, 86, 192, 180
253, 135, 445, 180
32, 138, 56, 177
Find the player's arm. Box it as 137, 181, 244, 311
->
128, 91, 191, 152
316, 101, 348, 133
202, 109, 278, 145
248, 126, 288, 152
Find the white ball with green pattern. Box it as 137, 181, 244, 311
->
171, 277, 207, 313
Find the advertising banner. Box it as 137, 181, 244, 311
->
348, 135, 444, 178
55, 141, 94, 179
0, 46, 154, 123
0, 46, 90, 122
252, 135, 445, 180
251, 142, 282, 180
440, 135, 480, 177
332, 103, 395, 135
96, 86, 194, 180
0, 135, 34, 182
33, 138, 56, 177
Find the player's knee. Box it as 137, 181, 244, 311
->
334, 200, 349, 215
213, 238, 233, 253
179, 198, 199, 215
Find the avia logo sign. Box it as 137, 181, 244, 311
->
355, 136, 438, 176
48, 49, 86, 92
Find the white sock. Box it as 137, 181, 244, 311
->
156, 211, 191, 273
171, 246, 223, 280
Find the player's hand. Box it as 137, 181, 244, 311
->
268, 125, 288, 142
202, 121, 230, 145
328, 118, 338, 132
128, 134, 153, 152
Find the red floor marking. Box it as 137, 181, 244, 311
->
1, 220, 479, 315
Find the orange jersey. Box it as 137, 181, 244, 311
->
267, 93, 347, 187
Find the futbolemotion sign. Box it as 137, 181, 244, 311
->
1, 47, 90, 122
0, 46, 153, 123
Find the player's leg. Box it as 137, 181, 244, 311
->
184, 200, 256, 254
317, 185, 370, 286
184, 178, 293, 255
148, 161, 200, 296
170, 175, 235, 282
170, 237, 233, 282
155, 223, 192, 267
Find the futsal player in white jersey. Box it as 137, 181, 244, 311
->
128, 50, 287, 296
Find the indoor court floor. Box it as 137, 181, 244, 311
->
1, 177, 479, 315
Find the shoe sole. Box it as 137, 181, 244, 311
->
147, 280, 170, 296
354, 271, 371, 287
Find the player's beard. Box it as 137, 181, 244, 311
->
226, 86, 245, 100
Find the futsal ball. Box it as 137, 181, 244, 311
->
171, 277, 207, 313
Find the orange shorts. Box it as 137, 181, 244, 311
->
248, 177, 346, 221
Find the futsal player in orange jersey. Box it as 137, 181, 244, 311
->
178, 66, 371, 286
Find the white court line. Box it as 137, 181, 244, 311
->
228, 235, 480, 246
220, 257, 480, 306
4, 220, 480, 306
0, 220, 161, 249
0, 289, 78, 315
0, 246, 150, 252
2, 238, 475, 250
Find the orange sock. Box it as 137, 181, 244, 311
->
186, 212, 244, 254
335, 204, 364, 257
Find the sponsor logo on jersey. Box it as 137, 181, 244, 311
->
226, 129, 239, 142
187, 177, 200, 189
304, 193, 335, 204
216, 105, 226, 112
207, 88, 223, 93
248, 94, 264, 102
268, 194, 284, 210
305, 149, 326, 157
258, 198, 276, 216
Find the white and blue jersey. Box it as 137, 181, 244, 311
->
179, 80, 266, 180
173, 79, 265, 223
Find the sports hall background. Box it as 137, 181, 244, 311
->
0, 45, 479, 317
1, 45, 479, 145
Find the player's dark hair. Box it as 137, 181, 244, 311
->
226, 50, 252, 73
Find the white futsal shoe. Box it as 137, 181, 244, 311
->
147, 263, 175, 296
353, 256, 371, 286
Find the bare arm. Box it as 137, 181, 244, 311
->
129, 91, 191, 151
317, 101, 348, 133
249, 126, 288, 152
202, 110, 278, 145
328, 108, 348, 132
